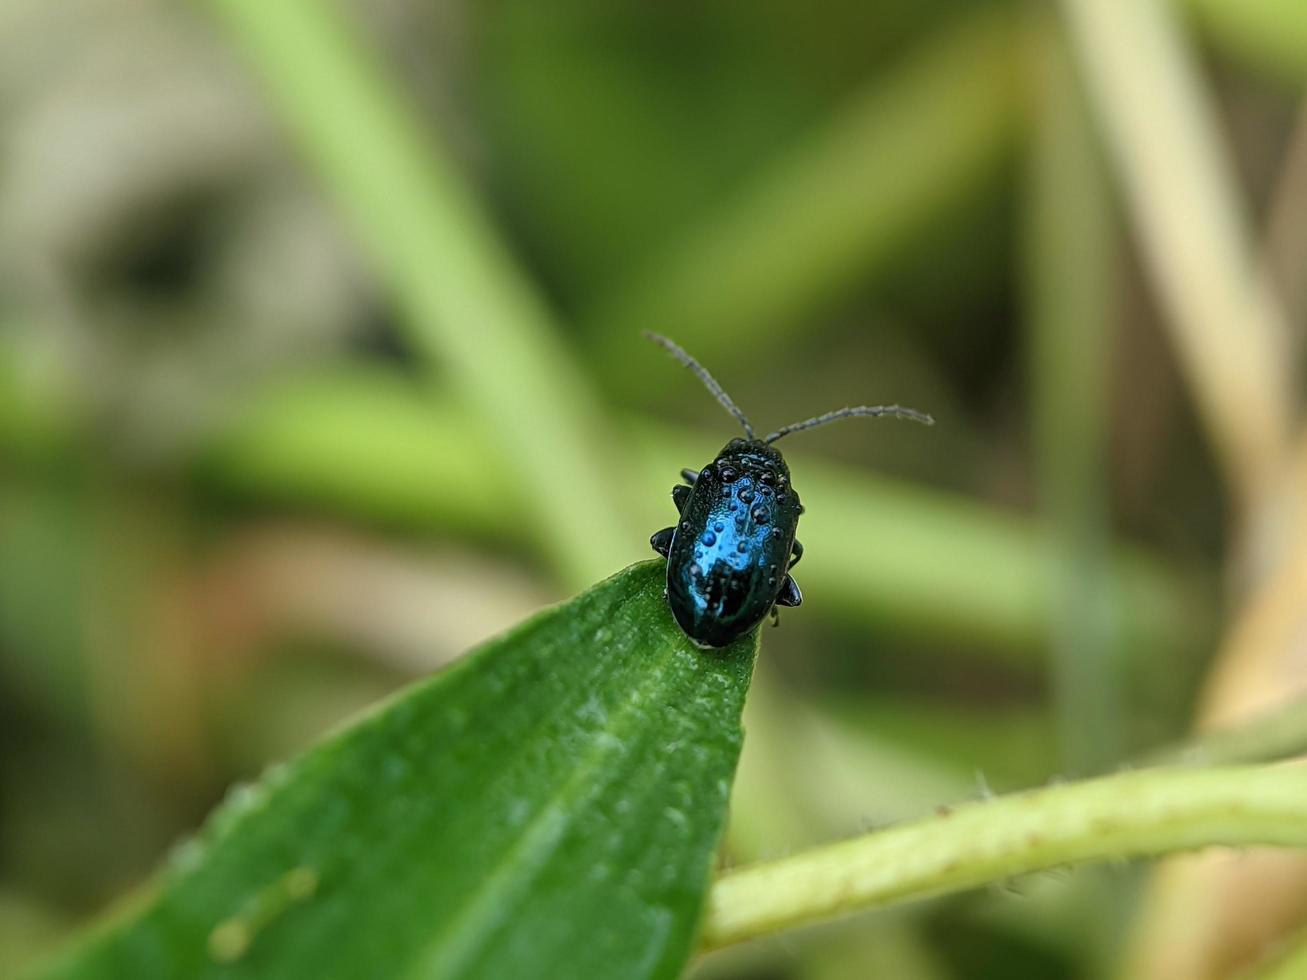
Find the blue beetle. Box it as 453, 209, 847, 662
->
647, 333, 933, 648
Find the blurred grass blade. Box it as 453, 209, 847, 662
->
206, 0, 631, 587
1025, 25, 1121, 772
33, 563, 757, 980
587, 8, 1020, 389
202, 370, 516, 542
1265, 101, 1307, 332
1189, 0, 1307, 81
1058, 0, 1293, 510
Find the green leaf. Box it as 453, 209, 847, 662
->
34, 562, 757, 980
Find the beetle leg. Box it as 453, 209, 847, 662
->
769, 606, 780, 627
680, 468, 699, 485
788, 538, 804, 570
650, 527, 675, 558
776, 575, 802, 607
672, 484, 692, 513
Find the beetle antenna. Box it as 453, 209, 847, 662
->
763, 405, 934, 444
645, 332, 756, 439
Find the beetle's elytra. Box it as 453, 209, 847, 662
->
646, 332, 933, 649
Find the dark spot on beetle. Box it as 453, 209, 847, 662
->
713, 521, 724, 533
769, 563, 777, 572
701, 531, 716, 546
798, 505, 806, 514
752, 506, 769, 523
719, 467, 737, 483
760, 472, 774, 485
738, 487, 755, 504
737, 541, 748, 553
700, 467, 714, 480
776, 493, 787, 503
681, 521, 691, 531
729, 503, 738, 512
768, 576, 775, 586
772, 527, 784, 539
690, 564, 702, 577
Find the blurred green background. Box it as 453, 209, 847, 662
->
3, 0, 1307, 977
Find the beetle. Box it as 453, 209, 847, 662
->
646, 332, 933, 648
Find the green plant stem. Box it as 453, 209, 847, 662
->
700, 766, 1307, 951
205, 0, 631, 587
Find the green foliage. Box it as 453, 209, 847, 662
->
6, 0, 1307, 974
33, 563, 756, 980
1190, 0, 1307, 80
589, 7, 1020, 389
207, 0, 633, 588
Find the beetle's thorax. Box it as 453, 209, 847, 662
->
713, 438, 791, 485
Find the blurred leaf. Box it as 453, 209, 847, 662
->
33, 562, 757, 980
0, 333, 73, 462
477, 0, 959, 295
0, 483, 92, 724
201, 369, 513, 540
728, 672, 977, 862
588, 7, 1021, 392
1190, 0, 1307, 81
206, 0, 631, 587
800, 917, 949, 980
0, 889, 68, 978
729, 678, 1056, 863
819, 695, 1057, 791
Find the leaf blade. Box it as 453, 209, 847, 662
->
36, 562, 756, 980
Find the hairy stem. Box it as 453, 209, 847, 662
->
702, 766, 1307, 950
